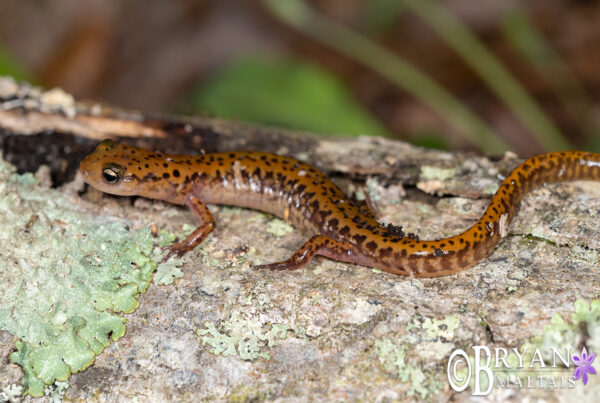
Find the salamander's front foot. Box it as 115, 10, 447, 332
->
160, 243, 189, 262
159, 194, 216, 263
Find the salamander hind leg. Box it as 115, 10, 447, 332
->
162, 195, 215, 262
255, 235, 359, 271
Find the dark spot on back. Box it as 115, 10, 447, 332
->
352, 234, 367, 246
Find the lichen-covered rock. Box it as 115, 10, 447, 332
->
0, 77, 598, 400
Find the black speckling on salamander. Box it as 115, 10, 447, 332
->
79, 140, 600, 277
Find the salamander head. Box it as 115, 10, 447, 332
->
80, 139, 159, 197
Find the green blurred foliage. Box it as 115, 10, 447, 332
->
362, 0, 406, 33
501, 7, 555, 64
586, 135, 600, 153
410, 132, 449, 150
502, 6, 595, 143
184, 56, 390, 138
0, 44, 34, 82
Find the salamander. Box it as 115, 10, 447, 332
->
79, 140, 600, 277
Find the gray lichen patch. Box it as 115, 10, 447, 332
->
0, 154, 161, 397
197, 315, 289, 360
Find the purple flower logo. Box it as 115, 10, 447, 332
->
572, 347, 596, 385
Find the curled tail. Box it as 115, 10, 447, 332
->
382, 151, 600, 276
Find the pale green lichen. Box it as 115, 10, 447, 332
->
219, 206, 243, 215
406, 314, 460, 341
374, 314, 459, 398
152, 230, 184, 286
528, 227, 558, 244
0, 155, 164, 396
157, 229, 177, 247
181, 222, 195, 234
484, 183, 500, 195
571, 245, 599, 265
196, 312, 289, 361
420, 315, 460, 340
0, 383, 23, 402
294, 152, 309, 162
265, 218, 294, 236
420, 166, 456, 181
365, 177, 382, 202
44, 381, 68, 403
536, 299, 600, 357
152, 251, 184, 286
375, 338, 443, 398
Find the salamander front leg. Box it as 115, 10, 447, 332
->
162, 195, 215, 262
255, 235, 358, 271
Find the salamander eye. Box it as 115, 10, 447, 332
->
102, 163, 124, 184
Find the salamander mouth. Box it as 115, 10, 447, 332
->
79, 162, 90, 180
79, 157, 99, 184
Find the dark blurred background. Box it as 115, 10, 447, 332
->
1, 0, 599, 156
